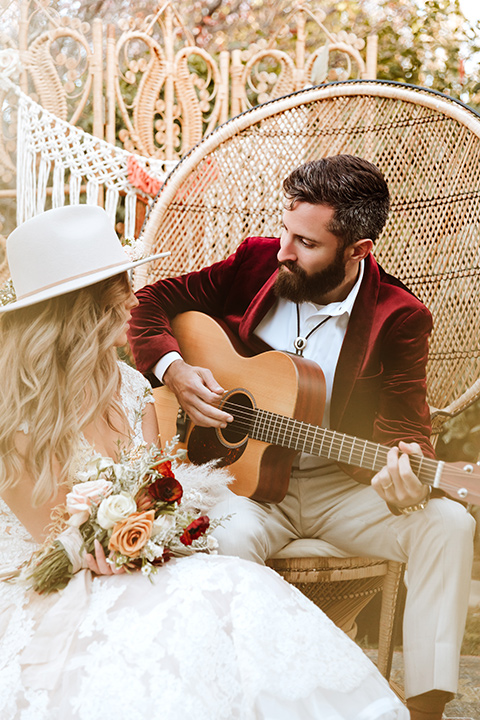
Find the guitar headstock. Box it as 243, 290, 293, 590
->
440, 460, 480, 505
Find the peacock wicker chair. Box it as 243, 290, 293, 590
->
138, 80, 480, 685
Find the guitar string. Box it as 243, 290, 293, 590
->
215, 399, 442, 477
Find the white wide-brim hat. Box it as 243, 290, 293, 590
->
0, 205, 169, 313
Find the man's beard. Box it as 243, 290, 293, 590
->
274, 247, 347, 304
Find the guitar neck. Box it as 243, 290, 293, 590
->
251, 408, 439, 487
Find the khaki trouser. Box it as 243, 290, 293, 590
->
210, 464, 475, 699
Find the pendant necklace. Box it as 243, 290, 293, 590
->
293, 303, 331, 356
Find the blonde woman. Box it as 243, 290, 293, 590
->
0, 206, 408, 720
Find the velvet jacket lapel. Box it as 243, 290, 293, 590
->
238, 269, 279, 354
330, 254, 379, 429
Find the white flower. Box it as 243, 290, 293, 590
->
151, 514, 176, 542
207, 535, 219, 552
110, 462, 133, 483
141, 563, 155, 577
76, 456, 115, 483
141, 539, 165, 562
97, 492, 137, 530
66, 479, 113, 526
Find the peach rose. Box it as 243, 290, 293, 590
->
108, 510, 155, 558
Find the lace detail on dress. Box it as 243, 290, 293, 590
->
118, 361, 154, 447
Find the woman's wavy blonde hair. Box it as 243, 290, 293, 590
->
0, 272, 132, 506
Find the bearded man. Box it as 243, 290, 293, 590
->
128, 154, 474, 720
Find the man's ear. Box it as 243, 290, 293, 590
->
345, 238, 373, 262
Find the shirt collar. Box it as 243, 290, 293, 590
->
304, 259, 365, 318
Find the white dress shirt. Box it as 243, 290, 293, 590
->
254, 261, 364, 469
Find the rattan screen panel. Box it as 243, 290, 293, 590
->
139, 82, 480, 413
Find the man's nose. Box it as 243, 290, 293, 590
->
277, 233, 296, 263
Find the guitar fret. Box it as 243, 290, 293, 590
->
287, 418, 297, 449
269, 410, 280, 445
300, 422, 309, 452
359, 440, 368, 467
346, 436, 355, 465
304, 424, 316, 454
336, 434, 346, 461
309, 425, 320, 455
265, 410, 276, 443
292, 420, 301, 450
279, 414, 290, 446
326, 431, 335, 459
251, 408, 260, 439
257, 409, 268, 442
316, 428, 327, 457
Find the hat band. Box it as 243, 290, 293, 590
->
16, 259, 130, 301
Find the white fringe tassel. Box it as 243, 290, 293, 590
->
36, 158, 51, 215
52, 162, 65, 209
105, 186, 119, 225
69, 173, 81, 205
124, 190, 137, 239
86, 178, 99, 206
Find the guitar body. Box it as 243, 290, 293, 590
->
153, 312, 326, 502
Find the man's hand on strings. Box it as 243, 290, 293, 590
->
371, 441, 430, 510
163, 358, 233, 428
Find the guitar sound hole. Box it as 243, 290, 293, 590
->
220, 390, 254, 446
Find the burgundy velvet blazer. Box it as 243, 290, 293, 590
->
129, 236, 435, 480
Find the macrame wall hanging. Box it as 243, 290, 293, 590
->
3, 75, 167, 239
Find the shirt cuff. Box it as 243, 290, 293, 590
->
153, 352, 183, 384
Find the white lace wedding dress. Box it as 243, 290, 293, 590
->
0, 363, 408, 720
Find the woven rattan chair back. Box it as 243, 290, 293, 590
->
139, 80, 480, 425
142, 81, 480, 686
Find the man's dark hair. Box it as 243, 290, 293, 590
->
282, 155, 390, 246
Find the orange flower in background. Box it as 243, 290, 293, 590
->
153, 460, 175, 478
108, 510, 155, 558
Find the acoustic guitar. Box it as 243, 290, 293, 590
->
153, 312, 480, 505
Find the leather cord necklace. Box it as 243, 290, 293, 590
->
294, 303, 332, 356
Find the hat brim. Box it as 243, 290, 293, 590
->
0, 251, 170, 314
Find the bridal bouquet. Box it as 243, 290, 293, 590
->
27, 441, 227, 594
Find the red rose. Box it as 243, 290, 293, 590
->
180, 515, 210, 546
148, 476, 183, 504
